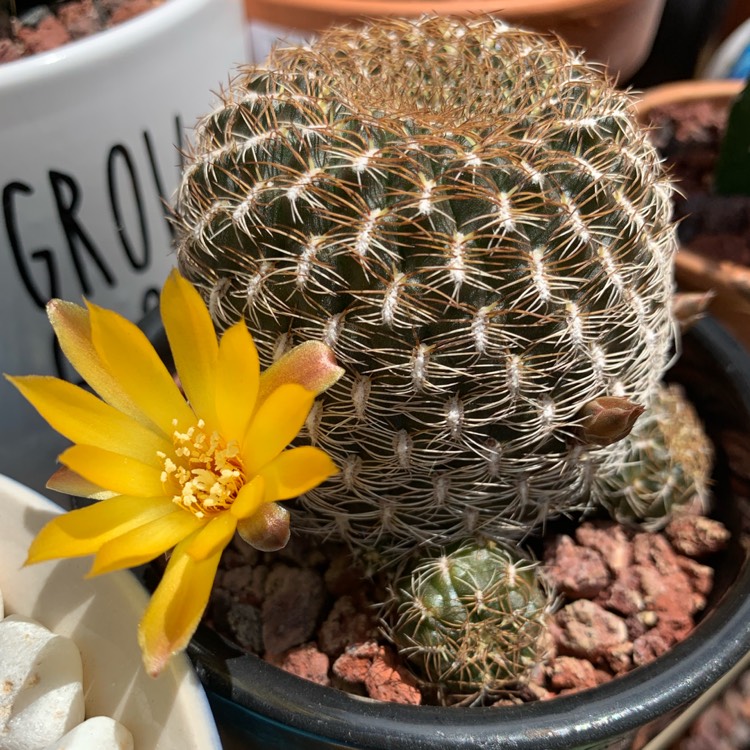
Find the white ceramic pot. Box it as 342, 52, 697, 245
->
0, 0, 247, 496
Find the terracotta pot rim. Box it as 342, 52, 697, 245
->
677, 247, 750, 302
635, 78, 745, 115
245, 0, 667, 82
635, 78, 750, 304
245, 0, 642, 20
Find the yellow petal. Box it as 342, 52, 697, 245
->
138, 534, 221, 677
87, 301, 195, 436
242, 383, 314, 474
47, 467, 117, 501
26, 496, 174, 564
161, 269, 219, 430
258, 341, 344, 406
185, 512, 237, 561
259, 446, 338, 501
229, 476, 265, 519
236, 502, 290, 552
90, 508, 204, 576
6, 375, 171, 466
215, 321, 259, 443
60, 445, 165, 498
47, 300, 146, 427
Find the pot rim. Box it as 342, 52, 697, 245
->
634, 78, 745, 115
245, 0, 641, 19
635, 78, 750, 314
186, 318, 750, 749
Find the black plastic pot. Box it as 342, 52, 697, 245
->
136, 311, 750, 750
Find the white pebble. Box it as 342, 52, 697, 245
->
0, 615, 84, 750
43, 716, 134, 750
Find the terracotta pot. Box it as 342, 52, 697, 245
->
635, 79, 750, 351
245, 0, 666, 82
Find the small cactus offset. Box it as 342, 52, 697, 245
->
384, 541, 552, 705
592, 383, 713, 530
175, 15, 678, 554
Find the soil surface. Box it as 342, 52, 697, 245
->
646, 99, 750, 268
0, 0, 165, 63
204, 507, 730, 708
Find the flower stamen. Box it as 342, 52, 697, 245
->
161, 419, 245, 518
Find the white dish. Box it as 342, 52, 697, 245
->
0, 473, 222, 750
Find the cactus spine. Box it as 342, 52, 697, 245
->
175, 15, 678, 555
385, 541, 551, 705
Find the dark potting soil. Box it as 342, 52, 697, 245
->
646, 98, 750, 268
0, 0, 165, 63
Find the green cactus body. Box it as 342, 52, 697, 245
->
176, 16, 677, 553
593, 383, 713, 530
385, 541, 551, 704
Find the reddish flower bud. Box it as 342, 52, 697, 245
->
578, 396, 644, 446
237, 502, 291, 552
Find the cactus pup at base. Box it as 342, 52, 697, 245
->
384, 541, 552, 705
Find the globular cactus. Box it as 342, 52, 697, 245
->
592, 383, 713, 530
384, 541, 552, 705
175, 15, 678, 555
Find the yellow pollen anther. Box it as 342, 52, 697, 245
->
161, 420, 245, 518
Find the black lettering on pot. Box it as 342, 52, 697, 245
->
2, 117, 184, 317
174, 114, 185, 171
107, 144, 150, 271
3, 181, 60, 309
142, 286, 160, 315
49, 170, 115, 295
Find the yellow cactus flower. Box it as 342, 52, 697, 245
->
6, 269, 343, 677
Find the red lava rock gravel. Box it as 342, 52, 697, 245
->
333, 642, 421, 705
204, 509, 730, 708
666, 515, 732, 558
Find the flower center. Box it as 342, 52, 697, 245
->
159, 419, 245, 518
